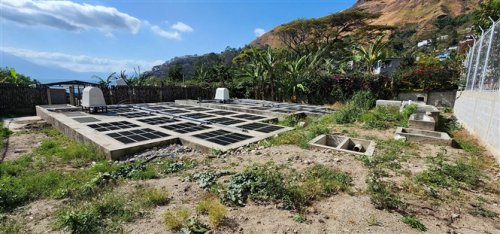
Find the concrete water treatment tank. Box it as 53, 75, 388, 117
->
214, 88, 230, 102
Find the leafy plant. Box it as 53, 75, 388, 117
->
164, 209, 191, 230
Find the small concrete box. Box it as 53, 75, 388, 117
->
214, 88, 230, 101
309, 134, 376, 156
394, 127, 451, 146
409, 113, 436, 131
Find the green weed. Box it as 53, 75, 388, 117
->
132, 186, 170, 208
401, 216, 427, 232
416, 154, 482, 189
164, 208, 191, 230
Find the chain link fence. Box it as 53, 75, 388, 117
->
464, 18, 500, 92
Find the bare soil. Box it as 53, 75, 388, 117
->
4, 121, 500, 234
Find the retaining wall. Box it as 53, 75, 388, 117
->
454, 91, 500, 163
398, 91, 457, 107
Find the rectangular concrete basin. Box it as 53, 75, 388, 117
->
394, 127, 451, 146
409, 113, 436, 131
309, 134, 375, 156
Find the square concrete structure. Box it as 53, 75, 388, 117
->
394, 127, 451, 146
309, 134, 376, 156
36, 102, 296, 160
408, 113, 436, 131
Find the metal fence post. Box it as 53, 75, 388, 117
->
471, 27, 485, 91
479, 18, 496, 91
465, 40, 476, 90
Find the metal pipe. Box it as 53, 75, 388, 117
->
479, 18, 497, 91
353, 143, 363, 152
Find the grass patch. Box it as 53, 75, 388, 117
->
401, 215, 427, 231
360, 104, 417, 130
164, 208, 209, 233
132, 186, 170, 208
0, 121, 11, 154
220, 163, 351, 211
196, 197, 228, 228
334, 91, 375, 124
367, 170, 406, 212
469, 198, 499, 218
415, 154, 482, 189
0, 216, 20, 234
37, 127, 105, 165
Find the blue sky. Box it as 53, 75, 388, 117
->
0, 0, 355, 83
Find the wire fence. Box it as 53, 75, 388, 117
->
464, 18, 500, 92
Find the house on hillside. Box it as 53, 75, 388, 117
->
373, 58, 401, 76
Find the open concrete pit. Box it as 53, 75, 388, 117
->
394, 127, 452, 146
308, 134, 376, 156
36, 101, 333, 160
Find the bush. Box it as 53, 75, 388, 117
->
57, 206, 103, 234
360, 106, 401, 129
196, 198, 228, 227
334, 91, 375, 124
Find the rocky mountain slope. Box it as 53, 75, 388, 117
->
253, 0, 481, 47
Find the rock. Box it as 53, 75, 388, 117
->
256, 152, 262, 155
318, 219, 325, 223
258, 146, 265, 150
297, 122, 306, 127
451, 213, 460, 219
303, 160, 312, 165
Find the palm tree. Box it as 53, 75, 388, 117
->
259, 47, 279, 101
93, 72, 117, 87
354, 34, 389, 74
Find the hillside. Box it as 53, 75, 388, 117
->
252, 0, 481, 47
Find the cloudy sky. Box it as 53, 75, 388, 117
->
0, 0, 355, 83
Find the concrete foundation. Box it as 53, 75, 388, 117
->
394, 127, 452, 146
408, 113, 436, 131
36, 101, 296, 160
175, 99, 335, 119
309, 134, 376, 156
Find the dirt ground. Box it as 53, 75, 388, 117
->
3, 118, 500, 234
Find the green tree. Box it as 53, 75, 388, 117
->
0, 67, 35, 86
93, 72, 116, 86
354, 34, 389, 74
474, 0, 500, 32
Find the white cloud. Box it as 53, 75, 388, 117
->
150, 25, 181, 40
0, 47, 163, 73
171, 22, 193, 33
0, 0, 141, 33
254, 28, 266, 37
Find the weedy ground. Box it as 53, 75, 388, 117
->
0, 98, 499, 233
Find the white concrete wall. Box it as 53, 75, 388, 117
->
454, 91, 500, 163
398, 91, 457, 107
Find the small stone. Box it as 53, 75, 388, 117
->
256, 152, 262, 155
451, 213, 460, 219
318, 219, 325, 223
257, 221, 261, 224
293, 229, 298, 233
258, 146, 265, 150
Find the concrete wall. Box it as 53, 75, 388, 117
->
454, 91, 500, 163
398, 91, 457, 107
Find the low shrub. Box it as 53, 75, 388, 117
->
57, 205, 103, 234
